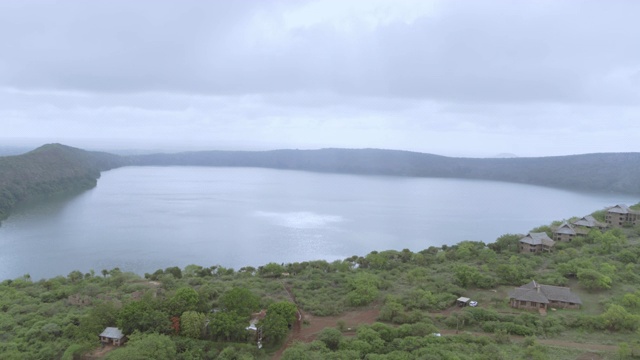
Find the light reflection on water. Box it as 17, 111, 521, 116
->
0, 166, 637, 280
253, 211, 344, 229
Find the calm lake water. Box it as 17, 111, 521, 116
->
0, 166, 637, 280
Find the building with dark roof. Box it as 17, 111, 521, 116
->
605, 205, 640, 227
519, 232, 555, 254
553, 222, 578, 242
508, 280, 582, 310
572, 215, 606, 230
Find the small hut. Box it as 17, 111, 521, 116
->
99, 327, 126, 346
456, 297, 470, 307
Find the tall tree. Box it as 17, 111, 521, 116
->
219, 288, 260, 318
180, 311, 206, 339
167, 287, 200, 316
209, 311, 247, 341
118, 300, 171, 334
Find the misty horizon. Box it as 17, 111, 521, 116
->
5, 140, 640, 160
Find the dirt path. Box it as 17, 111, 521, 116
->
82, 344, 116, 359
271, 284, 617, 359
536, 339, 616, 353
271, 287, 381, 360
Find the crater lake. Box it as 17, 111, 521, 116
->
0, 166, 636, 280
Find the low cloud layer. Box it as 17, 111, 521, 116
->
1, 0, 639, 156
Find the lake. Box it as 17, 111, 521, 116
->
0, 166, 637, 280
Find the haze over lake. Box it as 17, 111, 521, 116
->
0, 166, 636, 280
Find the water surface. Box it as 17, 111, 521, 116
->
0, 166, 636, 280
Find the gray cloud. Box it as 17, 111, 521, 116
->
1, 0, 638, 103
0, 0, 639, 156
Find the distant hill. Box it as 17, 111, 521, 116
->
493, 153, 518, 158
130, 148, 640, 195
0, 144, 125, 221
1, 145, 638, 222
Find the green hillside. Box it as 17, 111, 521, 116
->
2, 144, 639, 222
131, 148, 640, 195
2, 206, 640, 359
0, 144, 125, 221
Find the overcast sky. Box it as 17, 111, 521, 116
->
1, 0, 639, 157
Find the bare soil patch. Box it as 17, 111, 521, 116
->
271, 305, 381, 360
82, 344, 116, 359
536, 339, 616, 353
574, 352, 605, 360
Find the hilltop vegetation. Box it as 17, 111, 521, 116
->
2, 206, 640, 359
2, 144, 639, 222
0, 144, 125, 221
131, 148, 640, 194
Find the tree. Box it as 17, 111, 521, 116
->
259, 262, 285, 277
260, 312, 289, 342
453, 264, 480, 288
618, 342, 632, 360
355, 326, 385, 354
238, 266, 256, 275
403, 289, 438, 310
347, 273, 380, 306
183, 264, 203, 277
600, 304, 639, 331
259, 301, 299, 343
557, 257, 594, 277
318, 327, 342, 350
78, 302, 120, 341
577, 269, 612, 290
451, 241, 483, 260
282, 343, 313, 360
180, 311, 206, 339
266, 301, 298, 326
164, 266, 182, 279
167, 287, 200, 316
67, 270, 83, 283
106, 332, 176, 360
219, 288, 260, 317
599, 231, 627, 254
622, 291, 640, 309
378, 299, 404, 322
209, 310, 247, 341
365, 252, 389, 270
118, 300, 171, 334
496, 264, 528, 285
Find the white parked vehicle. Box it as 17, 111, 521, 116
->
469, 301, 478, 307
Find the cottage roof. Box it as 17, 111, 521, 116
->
508, 287, 549, 304
457, 297, 470, 303
572, 215, 604, 228
519, 232, 555, 247
100, 327, 124, 340
510, 280, 582, 305
607, 204, 633, 214
554, 222, 576, 235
